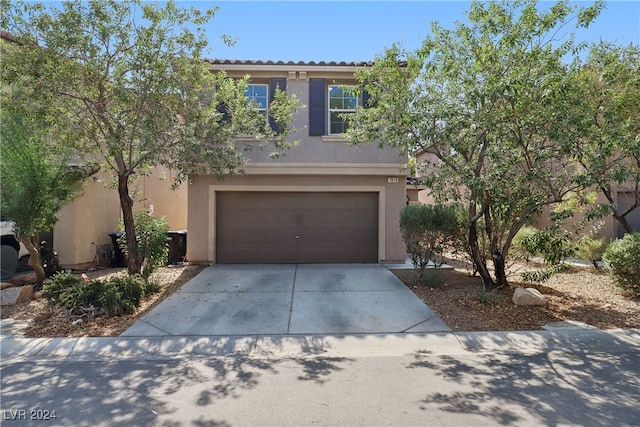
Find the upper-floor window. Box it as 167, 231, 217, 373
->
245, 83, 269, 121
328, 85, 358, 135
309, 79, 369, 137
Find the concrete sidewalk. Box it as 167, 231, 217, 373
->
121, 264, 451, 337
2, 263, 639, 363
2, 329, 639, 362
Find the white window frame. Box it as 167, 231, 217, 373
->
328, 84, 358, 135
245, 83, 269, 121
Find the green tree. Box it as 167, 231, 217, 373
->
346, 0, 603, 287
1, 0, 300, 275
571, 42, 640, 233
0, 108, 92, 287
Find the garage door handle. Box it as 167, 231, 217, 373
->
296, 235, 300, 239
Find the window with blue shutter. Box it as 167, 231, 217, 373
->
310, 79, 369, 136
309, 78, 326, 136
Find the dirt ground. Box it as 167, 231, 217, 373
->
393, 257, 639, 331
1, 259, 638, 337
1, 264, 205, 338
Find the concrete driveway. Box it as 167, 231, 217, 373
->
122, 264, 451, 336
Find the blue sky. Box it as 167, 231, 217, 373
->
186, 1, 640, 62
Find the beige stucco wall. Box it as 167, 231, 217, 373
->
54, 171, 121, 267
187, 170, 408, 264
225, 68, 405, 167
131, 167, 188, 231
532, 187, 636, 242
54, 166, 187, 267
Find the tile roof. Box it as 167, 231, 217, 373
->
204, 59, 376, 67
0, 31, 23, 45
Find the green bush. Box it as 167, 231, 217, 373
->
42, 272, 146, 317
400, 204, 464, 282
119, 211, 169, 280
520, 226, 575, 265
41, 272, 85, 306
603, 233, 640, 296
511, 226, 538, 261
100, 275, 146, 316
576, 237, 608, 269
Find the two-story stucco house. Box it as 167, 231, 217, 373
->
186, 60, 408, 264
52, 60, 409, 267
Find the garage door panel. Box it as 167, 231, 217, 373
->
216, 191, 378, 263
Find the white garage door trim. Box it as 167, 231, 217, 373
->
208, 185, 387, 262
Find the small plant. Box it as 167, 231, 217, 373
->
119, 211, 169, 281
41, 271, 85, 306
603, 233, 640, 296
511, 226, 538, 261
520, 226, 575, 265
399, 204, 464, 284
521, 263, 570, 284
576, 237, 608, 269
144, 276, 163, 294
475, 287, 498, 304
101, 275, 146, 316
42, 272, 146, 317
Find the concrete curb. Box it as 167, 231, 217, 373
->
2, 329, 638, 362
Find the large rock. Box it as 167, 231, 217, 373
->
1, 285, 33, 306
513, 287, 546, 306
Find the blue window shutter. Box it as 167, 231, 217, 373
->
217, 103, 231, 123
309, 78, 325, 136
269, 78, 286, 132
362, 89, 371, 108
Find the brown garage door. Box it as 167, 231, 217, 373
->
216, 192, 378, 263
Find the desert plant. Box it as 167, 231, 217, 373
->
511, 226, 539, 261
399, 204, 463, 283
520, 226, 575, 265
119, 211, 169, 281
42, 272, 146, 317
41, 272, 86, 306
603, 233, 640, 296
475, 287, 499, 304
100, 275, 146, 316
576, 237, 608, 269
521, 263, 571, 284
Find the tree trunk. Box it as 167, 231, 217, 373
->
118, 173, 139, 275
613, 209, 635, 234
19, 236, 45, 289
493, 249, 507, 287
468, 220, 494, 289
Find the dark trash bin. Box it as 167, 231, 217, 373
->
109, 232, 127, 267
167, 230, 187, 265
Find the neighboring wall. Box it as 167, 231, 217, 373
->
54, 166, 187, 268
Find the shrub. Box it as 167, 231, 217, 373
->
521, 262, 570, 284
119, 211, 169, 281
603, 233, 640, 296
511, 226, 538, 261
41, 272, 85, 306
576, 237, 608, 269
42, 272, 146, 317
400, 204, 464, 282
100, 275, 146, 316
520, 226, 575, 265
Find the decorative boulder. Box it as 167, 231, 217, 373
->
513, 287, 546, 306
1, 285, 34, 306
